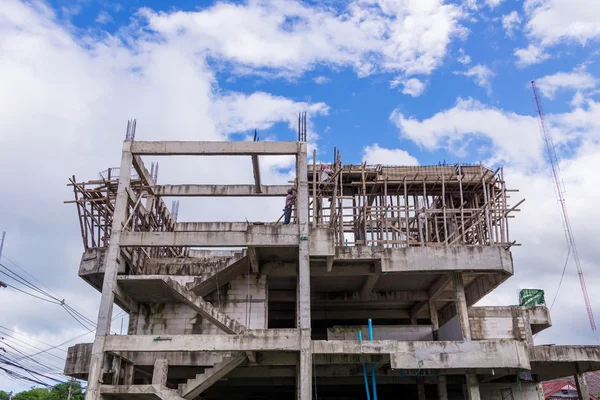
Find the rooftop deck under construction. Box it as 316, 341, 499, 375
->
64, 131, 600, 400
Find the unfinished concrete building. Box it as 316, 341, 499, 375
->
64, 127, 600, 400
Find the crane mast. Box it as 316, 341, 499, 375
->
531, 80, 596, 331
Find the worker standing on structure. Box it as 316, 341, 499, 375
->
322, 164, 333, 183
283, 187, 297, 225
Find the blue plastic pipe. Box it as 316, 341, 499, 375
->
368, 319, 378, 400
358, 331, 371, 400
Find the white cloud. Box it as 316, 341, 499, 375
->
514, 44, 550, 67
0, 1, 330, 392
454, 64, 495, 92
362, 144, 419, 165
501, 11, 521, 38
390, 98, 543, 166
391, 77, 426, 97
524, 0, 600, 46
485, 0, 503, 8
96, 10, 112, 24
535, 68, 598, 99
571, 91, 585, 108
139, 0, 467, 77
313, 75, 329, 84
458, 48, 471, 65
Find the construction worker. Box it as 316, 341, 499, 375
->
283, 187, 297, 225
321, 164, 333, 183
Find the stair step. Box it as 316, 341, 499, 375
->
188, 251, 250, 297
180, 352, 247, 399
163, 277, 246, 335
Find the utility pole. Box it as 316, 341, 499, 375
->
0, 232, 6, 289
8, 392, 12, 400
67, 378, 73, 400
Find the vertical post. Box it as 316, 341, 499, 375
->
458, 164, 465, 244
438, 375, 448, 400
429, 298, 439, 341
0, 231, 5, 259
404, 178, 409, 247
312, 149, 317, 228
67, 379, 73, 400
368, 319, 378, 400
152, 359, 169, 385
575, 372, 589, 400
123, 363, 135, 385
417, 379, 426, 400
465, 374, 481, 400
85, 141, 133, 400
453, 272, 471, 341
296, 142, 312, 400
442, 174, 448, 245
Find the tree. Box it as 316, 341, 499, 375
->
13, 388, 49, 400
48, 382, 83, 400
0, 391, 10, 400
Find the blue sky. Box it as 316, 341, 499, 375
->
1, 0, 600, 393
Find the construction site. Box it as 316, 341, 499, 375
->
62, 120, 600, 400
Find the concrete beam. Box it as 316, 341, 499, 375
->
130, 141, 299, 156
411, 274, 450, 318
359, 275, 380, 300
262, 262, 377, 277
120, 225, 299, 247
175, 222, 250, 232
380, 246, 513, 273
104, 330, 301, 352
269, 290, 429, 303
312, 340, 530, 370
269, 309, 411, 320
155, 184, 289, 197
132, 155, 156, 191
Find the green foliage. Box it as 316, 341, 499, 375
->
6, 381, 84, 400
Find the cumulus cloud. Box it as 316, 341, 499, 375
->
485, 0, 503, 8
457, 48, 471, 65
524, 0, 600, 46
96, 10, 112, 24
139, 0, 467, 77
0, 0, 329, 391
313, 76, 329, 84
514, 44, 550, 67
362, 144, 419, 165
502, 11, 521, 38
391, 77, 426, 97
454, 64, 495, 92
535, 68, 598, 99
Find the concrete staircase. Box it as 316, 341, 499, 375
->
101, 384, 184, 400
178, 352, 247, 399
188, 250, 249, 297
162, 277, 246, 335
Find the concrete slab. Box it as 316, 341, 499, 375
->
131, 141, 299, 156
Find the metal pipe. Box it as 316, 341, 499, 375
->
368, 319, 378, 400
358, 331, 371, 400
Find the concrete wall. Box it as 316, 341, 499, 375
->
480, 382, 541, 400
327, 325, 433, 341
439, 315, 462, 341
470, 316, 528, 341
132, 275, 267, 335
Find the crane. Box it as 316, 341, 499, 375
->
531, 80, 596, 332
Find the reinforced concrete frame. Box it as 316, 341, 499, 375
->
66, 134, 600, 400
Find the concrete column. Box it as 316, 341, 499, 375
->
123, 363, 135, 385
465, 374, 481, 400
535, 383, 545, 400
429, 298, 439, 341
438, 376, 448, 400
85, 142, 133, 400
575, 372, 589, 400
418, 379, 426, 400
452, 272, 471, 341
152, 359, 168, 385
295, 142, 312, 400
